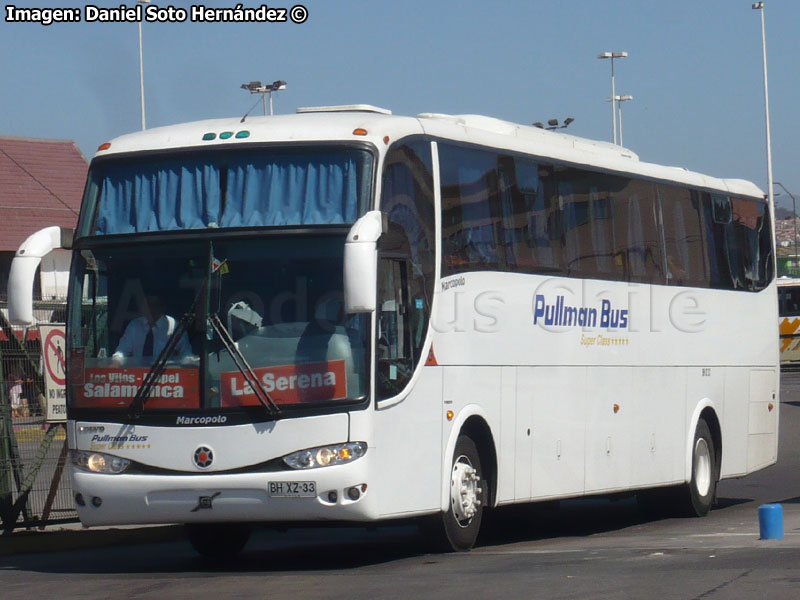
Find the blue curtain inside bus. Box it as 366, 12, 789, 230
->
220, 154, 358, 228
93, 152, 361, 235
95, 160, 221, 234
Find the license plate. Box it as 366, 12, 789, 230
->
268, 481, 316, 498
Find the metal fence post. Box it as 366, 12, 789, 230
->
0, 347, 14, 528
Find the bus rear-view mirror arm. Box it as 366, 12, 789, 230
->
344, 211, 386, 314
8, 226, 74, 326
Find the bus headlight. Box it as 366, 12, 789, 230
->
283, 442, 367, 470
71, 450, 130, 474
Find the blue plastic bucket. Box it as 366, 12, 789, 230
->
758, 503, 784, 540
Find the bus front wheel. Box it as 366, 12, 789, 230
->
424, 434, 486, 552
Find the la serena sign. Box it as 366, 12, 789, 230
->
222, 360, 347, 406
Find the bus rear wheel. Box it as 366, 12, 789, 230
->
424, 434, 486, 552
186, 523, 251, 560
681, 418, 717, 517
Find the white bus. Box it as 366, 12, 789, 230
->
778, 278, 800, 363
9, 106, 778, 554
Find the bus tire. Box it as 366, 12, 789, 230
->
186, 523, 251, 560
424, 434, 486, 552
681, 419, 717, 517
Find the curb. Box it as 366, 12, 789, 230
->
0, 524, 185, 557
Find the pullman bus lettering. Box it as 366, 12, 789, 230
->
533, 295, 629, 330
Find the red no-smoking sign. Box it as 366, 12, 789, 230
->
44, 328, 66, 386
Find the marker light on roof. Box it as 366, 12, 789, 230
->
202, 133, 216, 141
97, 142, 111, 151
352, 128, 368, 136
220, 132, 233, 139
235, 131, 250, 139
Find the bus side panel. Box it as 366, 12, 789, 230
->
513, 367, 532, 501
441, 366, 502, 495
526, 366, 586, 500
496, 366, 519, 504
721, 368, 749, 477
630, 367, 685, 488
584, 367, 632, 493
373, 368, 443, 518
747, 368, 779, 472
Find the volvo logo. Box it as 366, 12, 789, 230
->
193, 445, 214, 469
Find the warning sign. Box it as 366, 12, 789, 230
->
39, 324, 67, 422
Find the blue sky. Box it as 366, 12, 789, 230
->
2, 0, 799, 208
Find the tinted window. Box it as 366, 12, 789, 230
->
554, 168, 621, 279
660, 184, 708, 287
609, 177, 664, 283
436, 141, 773, 292
498, 157, 560, 272
377, 141, 435, 399
440, 145, 503, 275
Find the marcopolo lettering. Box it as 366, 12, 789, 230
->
176, 415, 228, 426
533, 295, 628, 330
441, 276, 466, 292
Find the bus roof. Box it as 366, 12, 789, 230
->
95, 106, 764, 199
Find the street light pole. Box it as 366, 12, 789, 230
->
752, 2, 774, 210
617, 94, 632, 146
138, 0, 150, 130
605, 95, 633, 146
598, 51, 627, 145
240, 80, 287, 116
775, 182, 798, 273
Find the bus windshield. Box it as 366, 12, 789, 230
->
78, 146, 374, 237
67, 235, 370, 415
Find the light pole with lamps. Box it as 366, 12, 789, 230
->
605, 94, 633, 146
597, 51, 627, 145
616, 94, 632, 146
752, 2, 774, 210
532, 117, 575, 131
137, 0, 150, 130
240, 80, 287, 116
775, 182, 799, 274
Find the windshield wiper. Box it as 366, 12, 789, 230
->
207, 313, 281, 416
128, 313, 194, 419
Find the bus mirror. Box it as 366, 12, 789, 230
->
8, 226, 73, 326
344, 211, 385, 313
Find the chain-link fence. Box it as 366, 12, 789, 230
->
0, 299, 76, 532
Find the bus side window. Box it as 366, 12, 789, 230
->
376, 141, 435, 401
439, 144, 503, 274
660, 184, 708, 287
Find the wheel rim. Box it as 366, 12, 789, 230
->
450, 454, 481, 527
694, 438, 712, 497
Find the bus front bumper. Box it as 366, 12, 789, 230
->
71, 459, 377, 527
